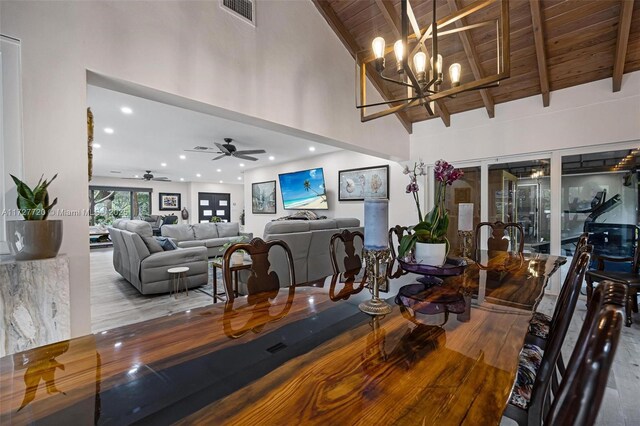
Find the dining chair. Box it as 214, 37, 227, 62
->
387, 225, 411, 278
585, 224, 640, 326
329, 229, 364, 274
223, 237, 296, 301
528, 233, 590, 342
473, 221, 525, 260
504, 249, 591, 426
544, 281, 626, 426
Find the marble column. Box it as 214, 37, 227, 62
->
0, 255, 70, 357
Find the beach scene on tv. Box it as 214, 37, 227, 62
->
279, 168, 329, 210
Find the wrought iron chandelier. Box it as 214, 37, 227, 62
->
356, 0, 510, 122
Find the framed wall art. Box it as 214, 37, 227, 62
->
338, 165, 389, 201
159, 193, 181, 211
252, 180, 277, 214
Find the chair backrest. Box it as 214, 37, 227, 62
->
223, 237, 296, 301
527, 250, 591, 423
387, 225, 411, 278
330, 229, 364, 274
545, 281, 626, 425
163, 215, 178, 225
474, 221, 524, 257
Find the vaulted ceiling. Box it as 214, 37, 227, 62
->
313, 0, 640, 132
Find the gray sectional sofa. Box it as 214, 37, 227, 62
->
161, 222, 252, 258
260, 218, 363, 287
109, 220, 208, 294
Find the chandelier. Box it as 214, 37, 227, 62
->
356, 0, 510, 122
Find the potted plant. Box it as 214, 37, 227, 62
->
399, 160, 463, 266
209, 216, 222, 223
7, 174, 62, 260
220, 235, 249, 265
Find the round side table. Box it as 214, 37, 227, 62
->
167, 266, 190, 298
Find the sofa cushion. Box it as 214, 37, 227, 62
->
308, 219, 337, 230
142, 236, 163, 254
178, 240, 206, 249
217, 222, 239, 238
125, 220, 153, 237
155, 237, 177, 251
509, 343, 544, 410
264, 221, 310, 236
205, 237, 233, 248
193, 223, 218, 239
335, 218, 360, 228
161, 224, 195, 242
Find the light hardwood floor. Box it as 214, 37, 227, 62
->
90, 248, 639, 424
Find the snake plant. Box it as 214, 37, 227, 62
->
10, 174, 58, 220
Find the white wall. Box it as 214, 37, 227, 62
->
411, 72, 640, 164
89, 176, 244, 224
1, 1, 409, 336
243, 151, 418, 238
189, 182, 244, 224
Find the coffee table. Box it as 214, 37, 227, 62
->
209, 257, 252, 302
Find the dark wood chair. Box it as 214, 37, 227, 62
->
222, 237, 295, 301
330, 229, 364, 274
585, 233, 640, 326
474, 221, 525, 260
544, 281, 626, 425
504, 249, 591, 426
387, 225, 411, 278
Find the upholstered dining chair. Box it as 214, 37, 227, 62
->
387, 225, 411, 279
544, 281, 626, 426
585, 226, 640, 326
330, 229, 365, 274
223, 237, 295, 302
503, 250, 591, 426
473, 221, 525, 261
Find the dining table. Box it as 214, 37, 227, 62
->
0, 250, 565, 425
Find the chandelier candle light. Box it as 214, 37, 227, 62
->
360, 199, 392, 316
356, 0, 510, 121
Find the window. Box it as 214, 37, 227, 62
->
89, 186, 152, 226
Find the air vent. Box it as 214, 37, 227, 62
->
221, 0, 255, 26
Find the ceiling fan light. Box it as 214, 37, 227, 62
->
449, 63, 461, 87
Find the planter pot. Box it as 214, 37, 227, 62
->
6, 220, 63, 261
414, 242, 447, 267
231, 252, 245, 265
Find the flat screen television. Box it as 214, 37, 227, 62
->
278, 168, 328, 210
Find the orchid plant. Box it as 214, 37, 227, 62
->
399, 160, 464, 258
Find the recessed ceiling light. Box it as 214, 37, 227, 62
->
180, 178, 185, 181
161, 162, 167, 167
269, 156, 275, 161
309, 146, 316, 152
93, 143, 101, 148
216, 169, 221, 172
239, 163, 245, 167
219, 180, 223, 183
104, 128, 114, 134
134, 175, 139, 178
120, 106, 133, 114
237, 176, 242, 180
179, 154, 186, 160
196, 173, 201, 177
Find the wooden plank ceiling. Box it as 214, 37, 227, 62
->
313, 0, 640, 132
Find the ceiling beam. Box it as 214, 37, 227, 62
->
374, 0, 451, 127
612, 0, 634, 92
312, 0, 413, 134
529, 0, 550, 107
446, 0, 495, 118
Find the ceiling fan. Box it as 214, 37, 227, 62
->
126, 170, 171, 182
185, 138, 266, 161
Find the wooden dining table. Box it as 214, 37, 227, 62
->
0, 251, 565, 425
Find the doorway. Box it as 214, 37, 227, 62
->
198, 192, 231, 223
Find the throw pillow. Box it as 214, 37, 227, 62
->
155, 237, 177, 251
141, 236, 163, 254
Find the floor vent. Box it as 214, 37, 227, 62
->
221, 0, 255, 26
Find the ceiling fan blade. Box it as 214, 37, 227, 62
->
234, 154, 258, 161
235, 149, 266, 155
212, 154, 227, 161
184, 149, 219, 154
152, 177, 171, 182
215, 142, 231, 155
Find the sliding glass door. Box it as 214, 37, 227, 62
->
89, 186, 152, 226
